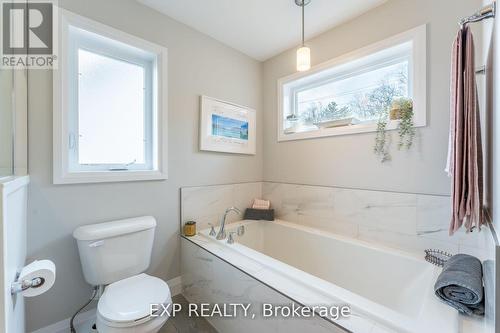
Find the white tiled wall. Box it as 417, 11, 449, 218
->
180, 181, 495, 259
180, 182, 262, 230
262, 182, 494, 259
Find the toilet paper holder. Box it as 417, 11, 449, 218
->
11, 272, 45, 295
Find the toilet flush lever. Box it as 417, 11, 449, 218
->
89, 240, 104, 248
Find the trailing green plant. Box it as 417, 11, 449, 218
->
373, 97, 416, 163
374, 108, 390, 162
393, 98, 415, 150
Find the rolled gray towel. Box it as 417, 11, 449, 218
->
434, 254, 484, 315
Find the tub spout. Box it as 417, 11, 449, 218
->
216, 207, 241, 240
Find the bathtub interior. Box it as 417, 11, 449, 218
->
225, 220, 435, 318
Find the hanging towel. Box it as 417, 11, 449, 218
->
446, 26, 484, 235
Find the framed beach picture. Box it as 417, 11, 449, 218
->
199, 96, 256, 155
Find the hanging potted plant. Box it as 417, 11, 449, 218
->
391, 97, 415, 150
374, 97, 415, 162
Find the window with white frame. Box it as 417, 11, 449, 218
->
54, 10, 167, 184
278, 25, 426, 141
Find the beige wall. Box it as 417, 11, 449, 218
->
26, 0, 263, 330
262, 0, 482, 196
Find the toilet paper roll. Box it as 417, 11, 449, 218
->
18, 260, 56, 297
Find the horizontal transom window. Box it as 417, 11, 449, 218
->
278, 25, 426, 142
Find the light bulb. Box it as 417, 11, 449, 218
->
297, 46, 311, 72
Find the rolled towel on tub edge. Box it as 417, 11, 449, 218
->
434, 253, 484, 315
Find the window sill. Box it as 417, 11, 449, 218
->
278, 119, 425, 142
53, 170, 167, 185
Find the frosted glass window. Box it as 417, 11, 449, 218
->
55, 12, 167, 184
78, 49, 145, 165
64, 25, 158, 175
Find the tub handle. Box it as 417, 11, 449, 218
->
227, 231, 237, 244
208, 223, 216, 237
237, 225, 245, 236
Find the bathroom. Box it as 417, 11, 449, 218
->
0, 0, 498, 332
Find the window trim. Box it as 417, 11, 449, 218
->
68, 37, 154, 172
54, 9, 168, 184
277, 24, 427, 142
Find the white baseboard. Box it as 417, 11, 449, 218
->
30, 276, 182, 333
168, 276, 182, 297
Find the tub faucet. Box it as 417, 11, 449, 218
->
216, 207, 242, 240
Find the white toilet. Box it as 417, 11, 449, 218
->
73, 216, 171, 333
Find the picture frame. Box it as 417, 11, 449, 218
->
199, 96, 256, 155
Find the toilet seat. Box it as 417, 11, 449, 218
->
97, 273, 171, 330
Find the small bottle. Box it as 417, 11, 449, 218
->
184, 221, 196, 237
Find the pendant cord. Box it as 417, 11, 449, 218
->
301, 2, 305, 46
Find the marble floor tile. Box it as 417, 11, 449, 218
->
159, 295, 219, 333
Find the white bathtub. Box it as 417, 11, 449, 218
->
189, 219, 459, 333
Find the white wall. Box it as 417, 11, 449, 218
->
26, 0, 263, 331
262, 0, 483, 196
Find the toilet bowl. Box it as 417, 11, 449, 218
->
73, 217, 171, 333
96, 274, 171, 333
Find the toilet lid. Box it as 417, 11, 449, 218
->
98, 273, 171, 324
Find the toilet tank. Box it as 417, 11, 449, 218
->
73, 216, 156, 286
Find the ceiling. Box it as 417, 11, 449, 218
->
137, 0, 387, 61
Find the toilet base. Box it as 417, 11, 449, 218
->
96, 312, 169, 333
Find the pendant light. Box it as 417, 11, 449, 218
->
296, 0, 311, 72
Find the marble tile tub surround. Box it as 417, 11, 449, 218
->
181, 181, 494, 259
181, 181, 496, 332
262, 182, 493, 259
181, 182, 262, 230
